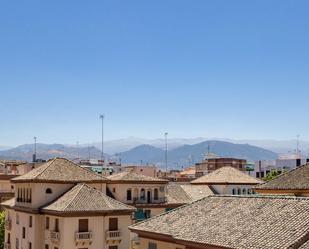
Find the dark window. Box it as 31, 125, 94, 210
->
109, 218, 118, 231
22, 227, 26, 238
145, 210, 151, 219
256, 172, 260, 178
78, 219, 88, 233
148, 242, 157, 249
7, 233, 10, 243
232, 189, 236, 195
55, 219, 59, 232
29, 216, 32, 228
46, 188, 52, 194
127, 189, 132, 201
109, 246, 118, 249
29, 242, 32, 249
45, 245, 49, 249
45, 217, 50, 230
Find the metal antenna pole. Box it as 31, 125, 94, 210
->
165, 132, 168, 173
33, 136, 37, 162
99, 114, 105, 162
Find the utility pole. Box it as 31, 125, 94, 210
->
165, 132, 168, 173
297, 135, 300, 158
76, 141, 80, 161
99, 114, 105, 163
33, 136, 37, 163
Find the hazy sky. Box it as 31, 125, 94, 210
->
1, 0, 309, 146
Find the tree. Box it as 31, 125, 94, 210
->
263, 169, 286, 182
0, 211, 5, 249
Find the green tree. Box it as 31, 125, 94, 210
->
0, 211, 5, 249
263, 169, 286, 181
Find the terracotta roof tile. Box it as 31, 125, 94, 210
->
166, 184, 213, 204
42, 183, 135, 214
255, 164, 309, 190
12, 158, 108, 183
191, 166, 262, 185
130, 195, 309, 249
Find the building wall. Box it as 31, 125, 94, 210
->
4, 209, 45, 249
139, 237, 185, 249
212, 184, 257, 195
107, 183, 166, 204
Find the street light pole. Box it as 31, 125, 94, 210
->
99, 114, 105, 162
165, 132, 168, 173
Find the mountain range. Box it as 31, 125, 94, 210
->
0, 140, 278, 168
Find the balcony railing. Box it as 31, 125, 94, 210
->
75, 232, 93, 242
50, 231, 60, 242
4, 242, 11, 249
5, 220, 11, 230
106, 230, 121, 239
133, 197, 166, 204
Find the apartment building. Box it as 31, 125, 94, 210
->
130, 195, 309, 249
191, 166, 263, 195
195, 157, 247, 177
2, 158, 135, 249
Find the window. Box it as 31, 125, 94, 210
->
109, 218, 118, 231
46, 188, 52, 194
148, 242, 157, 249
237, 188, 241, 195
45, 217, 50, 230
16, 213, 19, 225
29, 216, 32, 228
242, 189, 246, 195
55, 218, 59, 232
16, 238, 19, 249
112, 188, 116, 193
154, 189, 159, 200
127, 189, 132, 201
45, 245, 49, 249
78, 219, 88, 233
232, 188, 236, 195
29, 242, 32, 249
247, 189, 252, 195
109, 246, 118, 249
140, 189, 145, 200
7, 233, 10, 243
22, 227, 26, 238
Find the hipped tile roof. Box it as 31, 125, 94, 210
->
130, 195, 309, 249
107, 171, 168, 183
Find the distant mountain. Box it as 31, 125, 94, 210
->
0, 140, 278, 168
120, 140, 278, 168
84, 137, 308, 155
0, 143, 104, 161
0, 145, 11, 151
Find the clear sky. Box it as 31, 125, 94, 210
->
1, 0, 309, 146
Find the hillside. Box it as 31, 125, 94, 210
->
120, 140, 278, 168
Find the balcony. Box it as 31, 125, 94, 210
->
106, 230, 121, 240
75, 232, 93, 242
4, 242, 11, 249
5, 220, 11, 230
50, 231, 60, 243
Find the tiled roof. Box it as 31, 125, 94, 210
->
166, 184, 213, 204
130, 195, 309, 249
255, 164, 309, 190
300, 240, 309, 249
42, 184, 135, 214
12, 158, 108, 183
107, 171, 168, 183
1, 198, 15, 208
191, 166, 262, 185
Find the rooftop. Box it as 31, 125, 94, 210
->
191, 166, 262, 185
255, 163, 309, 191
107, 171, 168, 183
166, 184, 213, 204
42, 184, 135, 215
12, 158, 108, 183
130, 195, 309, 249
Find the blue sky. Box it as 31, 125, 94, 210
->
1, 0, 309, 146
